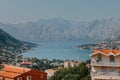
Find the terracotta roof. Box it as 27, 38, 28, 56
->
0, 64, 47, 80
0, 70, 20, 78
3, 65, 30, 73
0, 65, 31, 78
93, 50, 120, 55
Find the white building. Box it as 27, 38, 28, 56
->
90, 50, 120, 80
64, 61, 81, 68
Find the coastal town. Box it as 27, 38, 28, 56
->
0, 0, 120, 80
0, 27, 91, 80
0, 57, 90, 80
77, 40, 120, 50
1, 28, 120, 80
2, 48, 120, 80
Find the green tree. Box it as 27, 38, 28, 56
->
49, 62, 91, 80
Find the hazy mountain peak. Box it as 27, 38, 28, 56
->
0, 18, 120, 42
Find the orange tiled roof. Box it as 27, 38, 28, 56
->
93, 50, 120, 55
0, 65, 31, 78
0, 64, 47, 79
3, 65, 30, 73
0, 70, 20, 78
0, 64, 47, 80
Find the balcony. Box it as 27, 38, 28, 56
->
91, 72, 120, 79
91, 61, 120, 67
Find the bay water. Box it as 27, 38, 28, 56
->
23, 42, 92, 61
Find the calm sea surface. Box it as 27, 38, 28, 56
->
23, 42, 92, 61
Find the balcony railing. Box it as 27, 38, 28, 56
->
91, 72, 120, 79
91, 61, 120, 67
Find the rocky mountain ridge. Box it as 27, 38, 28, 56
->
0, 18, 120, 42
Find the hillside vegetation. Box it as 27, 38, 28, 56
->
49, 62, 91, 80
0, 29, 36, 64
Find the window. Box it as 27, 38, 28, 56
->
27, 76, 31, 80
102, 67, 106, 72
109, 55, 115, 62
97, 55, 102, 62
17, 77, 22, 80
110, 67, 116, 72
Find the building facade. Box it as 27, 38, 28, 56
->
64, 61, 81, 68
90, 50, 120, 80
0, 64, 47, 80
45, 68, 60, 79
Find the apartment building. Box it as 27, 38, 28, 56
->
90, 50, 120, 80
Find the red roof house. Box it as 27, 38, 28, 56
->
0, 64, 47, 80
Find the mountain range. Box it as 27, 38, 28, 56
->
0, 18, 120, 43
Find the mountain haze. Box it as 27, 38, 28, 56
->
0, 18, 120, 43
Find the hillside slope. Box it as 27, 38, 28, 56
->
0, 28, 36, 54
0, 28, 37, 64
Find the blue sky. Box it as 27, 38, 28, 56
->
0, 0, 120, 23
